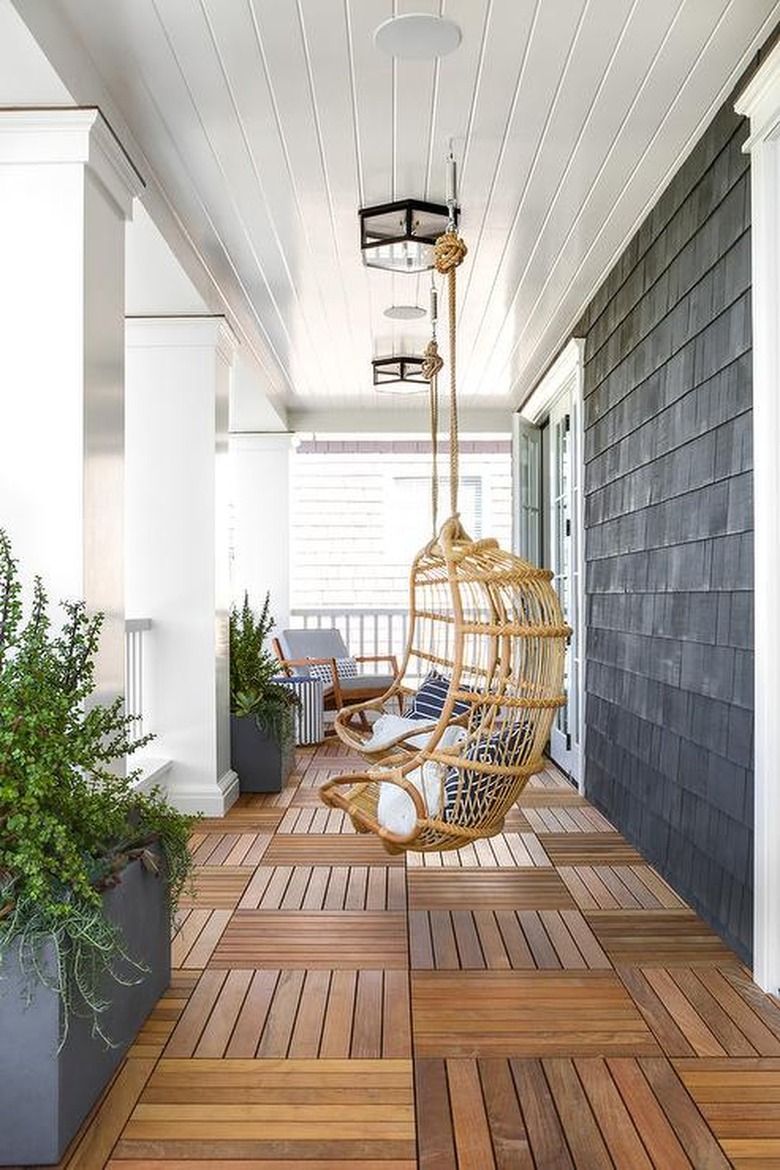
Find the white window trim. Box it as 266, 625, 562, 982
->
736, 44, 780, 994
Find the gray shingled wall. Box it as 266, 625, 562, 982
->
576, 103, 754, 961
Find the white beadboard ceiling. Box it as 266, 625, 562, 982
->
10, 0, 780, 428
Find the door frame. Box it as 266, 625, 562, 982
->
736, 45, 780, 994
516, 338, 586, 789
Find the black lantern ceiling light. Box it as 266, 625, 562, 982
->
366, 154, 459, 391
359, 199, 456, 272
371, 355, 427, 393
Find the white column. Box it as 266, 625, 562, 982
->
0, 109, 142, 702
126, 317, 238, 816
229, 433, 293, 629
736, 46, 780, 993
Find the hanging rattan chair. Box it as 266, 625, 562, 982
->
319, 211, 570, 853
320, 515, 569, 852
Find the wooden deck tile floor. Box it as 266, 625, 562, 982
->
41, 746, 780, 1169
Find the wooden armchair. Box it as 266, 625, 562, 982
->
272, 628, 401, 726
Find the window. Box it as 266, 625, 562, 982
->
389, 476, 483, 563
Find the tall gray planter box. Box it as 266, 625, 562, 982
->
231, 713, 294, 792
0, 855, 170, 1165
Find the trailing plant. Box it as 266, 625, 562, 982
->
0, 529, 194, 1042
229, 591, 297, 743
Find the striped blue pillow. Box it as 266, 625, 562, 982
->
405, 670, 471, 722
443, 724, 531, 815
306, 656, 358, 684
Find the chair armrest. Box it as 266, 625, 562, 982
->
273, 656, 343, 704
355, 654, 400, 675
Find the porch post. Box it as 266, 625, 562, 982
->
125, 317, 238, 816
0, 108, 142, 703
736, 45, 780, 993
229, 432, 293, 628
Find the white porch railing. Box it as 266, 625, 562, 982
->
289, 608, 410, 666
125, 618, 151, 739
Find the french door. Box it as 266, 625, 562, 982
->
546, 392, 582, 783
514, 339, 584, 789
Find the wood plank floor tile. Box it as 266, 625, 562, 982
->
720, 967, 780, 1039
543, 1058, 615, 1168
412, 971, 659, 1057
116, 1059, 415, 1163
227, 862, 408, 911
408, 868, 573, 909
447, 1059, 497, 1167
526, 765, 575, 790
574, 1057, 655, 1168
198, 810, 285, 832
510, 1059, 575, 1169
415, 1059, 458, 1170
209, 911, 408, 969
409, 908, 610, 971
541, 833, 646, 864
277, 806, 357, 834
516, 788, 587, 807
498, 808, 532, 831
171, 909, 232, 969
236, 786, 298, 808
639, 1056, 732, 1168
524, 806, 614, 833
109, 1162, 416, 1169
560, 862, 687, 911
180, 867, 252, 909
676, 1057, 780, 1160
62, 1058, 157, 1170
606, 1057, 693, 1168
263, 835, 404, 866
478, 1059, 534, 1169
587, 910, 738, 965
406, 833, 551, 869
52, 741, 780, 1168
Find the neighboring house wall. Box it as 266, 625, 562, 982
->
291, 440, 512, 611
576, 103, 754, 961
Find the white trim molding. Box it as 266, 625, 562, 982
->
0, 107, 144, 217
228, 432, 295, 453
169, 769, 239, 818
520, 338, 586, 425
126, 314, 238, 363
736, 44, 780, 994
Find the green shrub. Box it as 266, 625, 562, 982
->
229, 591, 297, 744
0, 529, 194, 1041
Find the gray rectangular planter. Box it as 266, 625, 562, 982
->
231, 713, 294, 792
0, 854, 170, 1165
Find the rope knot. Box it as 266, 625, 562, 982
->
421, 339, 444, 381
434, 231, 468, 274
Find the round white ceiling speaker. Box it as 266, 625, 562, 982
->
384, 304, 427, 320
374, 14, 462, 60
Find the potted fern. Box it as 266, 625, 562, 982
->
0, 529, 193, 1165
229, 592, 297, 792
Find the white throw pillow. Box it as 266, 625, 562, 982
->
362, 713, 469, 753
376, 762, 445, 837
375, 726, 468, 836
361, 712, 436, 751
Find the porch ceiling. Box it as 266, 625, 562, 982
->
9, 0, 780, 426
